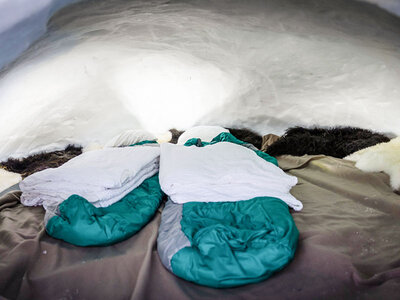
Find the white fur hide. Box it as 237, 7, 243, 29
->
0, 169, 22, 193
345, 137, 400, 191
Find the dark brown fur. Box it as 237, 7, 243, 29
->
226, 128, 262, 149
0, 145, 82, 178
168, 129, 185, 144
266, 126, 390, 158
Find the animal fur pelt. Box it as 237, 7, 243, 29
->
168, 129, 184, 144
265, 126, 390, 158
226, 128, 263, 150
345, 137, 400, 193
0, 145, 82, 178
0, 169, 22, 193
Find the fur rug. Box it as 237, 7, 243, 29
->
168, 129, 185, 144
265, 126, 390, 158
226, 128, 263, 149
345, 137, 400, 192
0, 169, 22, 193
0, 145, 82, 178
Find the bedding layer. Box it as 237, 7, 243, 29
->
46, 175, 163, 246
158, 132, 300, 287
160, 132, 302, 210
159, 197, 298, 288
1, 153, 400, 299
19, 141, 161, 246
20, 145, 160, 208
184, 132, 277, 165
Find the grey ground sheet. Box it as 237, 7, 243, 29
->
1, 152, 400, 299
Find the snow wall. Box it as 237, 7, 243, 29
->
0, 0, 399, 160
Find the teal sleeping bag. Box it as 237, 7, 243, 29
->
157, 133, 299, 288
45, 140, 162, 247
46, 175, 163, 246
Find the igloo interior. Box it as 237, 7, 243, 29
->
0, 0, 399, 299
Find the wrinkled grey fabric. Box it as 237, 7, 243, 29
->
240, 142, 259, 152
157, 199, 190, 271
0, 183, 20, 198
1, 155, 400, 299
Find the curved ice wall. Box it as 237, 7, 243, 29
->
0, 0, 400, 160
361, 0, 400, 17
0, 0, 81, 71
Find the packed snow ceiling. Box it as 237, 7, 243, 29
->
0, 0, 399, 160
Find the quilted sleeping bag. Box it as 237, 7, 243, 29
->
157, 133, 300, 288
21, 140, 164, 247
46, 174, 163, 246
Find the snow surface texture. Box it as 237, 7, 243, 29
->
361, 0, 400, 17
0, 0, 80, 71
0, 0, 400, 161
345, 137, 400, 192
